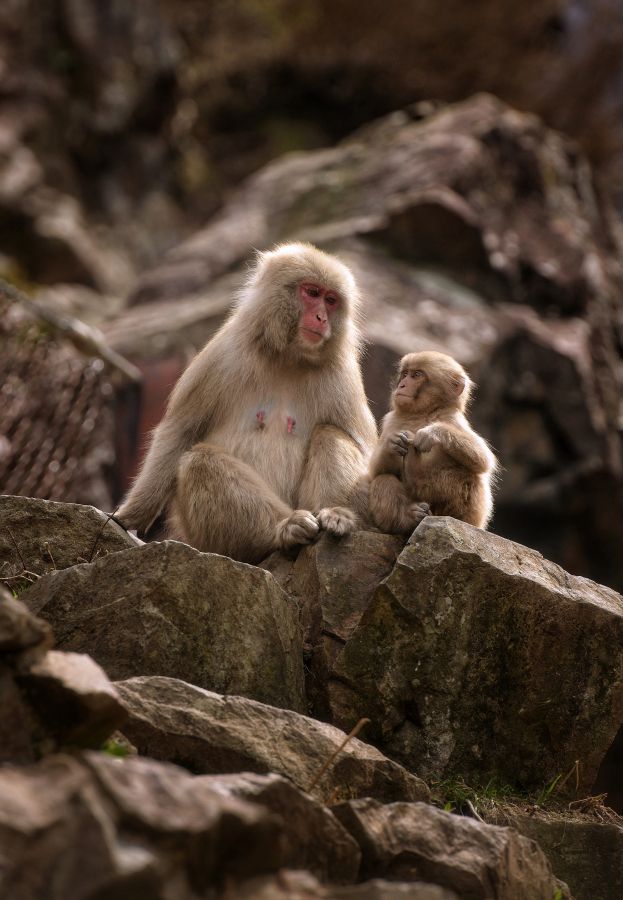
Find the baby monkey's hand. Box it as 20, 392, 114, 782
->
413, 425, 442, 453
390, 430, 415, 457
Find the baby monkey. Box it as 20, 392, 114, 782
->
368, 350, 497, 533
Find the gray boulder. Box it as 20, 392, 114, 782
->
200, 772, 360, 883
0, 585, 52, 657
333, 799, 567, 900
485, 803, 623, 900
0, 586, 125, 762
0, 752, 283, 900
330, 516, 623, 793
116, 675, 429, 806
22, 540, 306, 712
0, 495, 139, 585
226, 871, 458, 899
18, 650, 127, 749
264, 530, 404, 716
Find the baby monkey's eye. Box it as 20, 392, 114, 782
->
412, 370, 425, 377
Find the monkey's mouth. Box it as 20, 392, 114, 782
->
395, 390, 417, 404
301, 328, 325, 344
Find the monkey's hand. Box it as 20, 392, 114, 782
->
277, 509, 319, 550
317, 506, 357, 537
389, 430, 415, 457
412, 425, 442, 453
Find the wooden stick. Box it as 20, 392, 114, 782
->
306, 717, 370, 794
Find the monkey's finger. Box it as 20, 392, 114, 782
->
390, 437, 409, 455
294, 510, 320, 530
288, 524, 320, 544
278, 510, 319, 549
291, 527, 318, 544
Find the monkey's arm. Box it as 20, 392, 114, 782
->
413, 424, 495, 474
367, 410, 408, 478
117, 350, 217, 533
297, 424, 367, 511
117, 418, 194, 534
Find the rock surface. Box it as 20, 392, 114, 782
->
18, 650, 126, 749
22, 540, 306, 712
0, 496, 139, 584
330, 516, 623, 793
0, 752, 283, 900
115, 675, 430, 806
485, 804, 623, 900
0, 499, 619, 899
0, 586, 125, 762
4, 0, 623, 285
264, 530, 404, 716
0, 585, 52, 656
333, 799, 567, 900
226, 871, 459, 899
201, 772, 360, 883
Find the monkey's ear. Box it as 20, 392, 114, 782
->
452, 376, 466, 396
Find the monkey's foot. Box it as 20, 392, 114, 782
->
407, 501, 431, 529
381, 500, 431, 534
317, 506, 357, 537
277, 509, 319, 550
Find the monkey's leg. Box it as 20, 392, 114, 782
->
297, 424, 364, 536
369, 474, 429, 535
173, 443, 317, 563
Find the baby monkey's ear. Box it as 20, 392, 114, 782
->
452, 375, 466, 396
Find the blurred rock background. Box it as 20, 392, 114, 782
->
2, 0, 623, 588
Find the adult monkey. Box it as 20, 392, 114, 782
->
118, 243, 377, 563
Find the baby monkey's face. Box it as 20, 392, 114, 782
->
392, 351, 469, 413
394, 363, 426, 408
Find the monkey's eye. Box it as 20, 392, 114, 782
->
325, 294, 338, 306
303, 284, 320, 298
412, 370, 424, 378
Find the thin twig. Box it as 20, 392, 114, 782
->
556, 760, 580, 795
2, 570, 39, 583
466, 799, 485, 822
6, 528, 27, 571
88, 506, 120, 563
306, 717, 370, 794
43, 541, 57, 569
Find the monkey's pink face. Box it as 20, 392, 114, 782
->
298, 282, 340, 345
